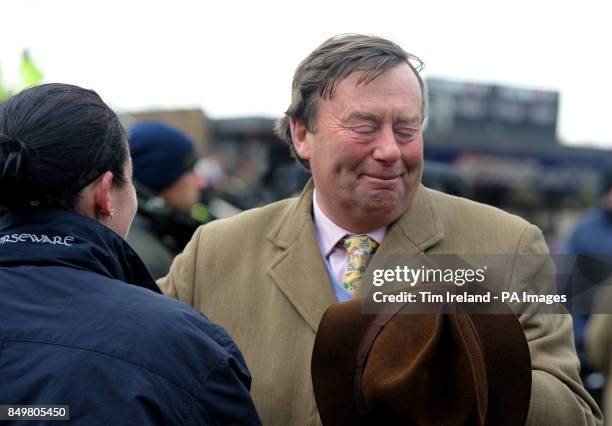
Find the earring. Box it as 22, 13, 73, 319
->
97, 207, 116, 219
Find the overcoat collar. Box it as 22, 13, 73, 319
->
266, 180, 444, 331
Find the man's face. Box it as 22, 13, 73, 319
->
159, 169, 206, 215
293, 63, 424, 232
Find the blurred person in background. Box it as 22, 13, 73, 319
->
128, 121, 209, 279
564, 171, 612, 351
566, 169, 612, 412
0, 84, 260, 425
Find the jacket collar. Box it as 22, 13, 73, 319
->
268, 179, 444, 252
266, 180, 444, 331
0, 209, 160, 293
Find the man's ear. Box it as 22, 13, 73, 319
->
93, 171, 114, 216
289, 117, 312, 161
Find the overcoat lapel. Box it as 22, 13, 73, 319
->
267, 180, 336, 332
266, 182, 445, 327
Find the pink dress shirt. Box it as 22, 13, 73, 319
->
312, 189, 386, 285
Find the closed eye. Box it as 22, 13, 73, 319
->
352, 126, 377, 134
394, 128, 419, 140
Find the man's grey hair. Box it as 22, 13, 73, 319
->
274, 33, 427, 170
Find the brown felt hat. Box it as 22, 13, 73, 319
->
311, 286, 531, 425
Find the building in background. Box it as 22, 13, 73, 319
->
425, 78, 612, 248
124, 108, 210, 154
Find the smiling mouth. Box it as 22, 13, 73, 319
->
361, 173, 403, 181
359, 174, 404, 189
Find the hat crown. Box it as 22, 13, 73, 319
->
312, 285, 531, 425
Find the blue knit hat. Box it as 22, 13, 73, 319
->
128, 122, 198, 193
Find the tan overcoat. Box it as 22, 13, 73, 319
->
159, 181, 602, 425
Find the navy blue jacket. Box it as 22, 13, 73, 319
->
0, 209, 261, 425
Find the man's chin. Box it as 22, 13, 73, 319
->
364, 185, 418, 215
364, 192, 408, 215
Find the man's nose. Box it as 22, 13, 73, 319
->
372, 126, 401, 163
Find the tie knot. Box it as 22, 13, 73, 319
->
342, 234, 379, 254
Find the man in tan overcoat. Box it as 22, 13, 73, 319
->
159, 34, 602, 425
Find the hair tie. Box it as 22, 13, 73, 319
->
0, 133, 16, 145
0, 135, 29, 179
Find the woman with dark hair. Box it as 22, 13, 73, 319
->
0, 84, 261, 425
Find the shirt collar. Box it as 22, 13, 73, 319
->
312, 189, 386, 257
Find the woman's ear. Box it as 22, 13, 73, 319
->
93, 171, 114, 217
74, 171, 114, 221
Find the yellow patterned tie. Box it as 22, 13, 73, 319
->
341, 234, 379, 297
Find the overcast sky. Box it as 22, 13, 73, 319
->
3, 0, 611, 147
